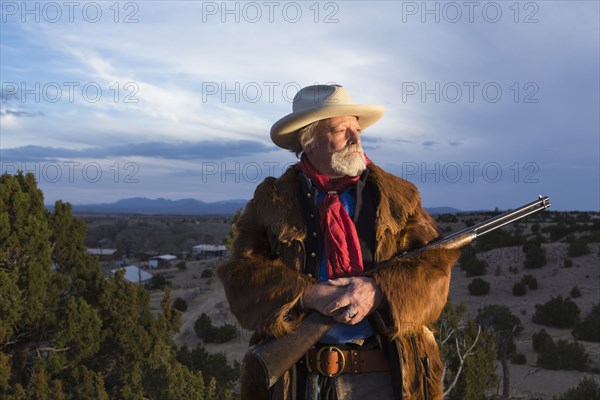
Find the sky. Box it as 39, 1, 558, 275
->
1, 0, 599, 211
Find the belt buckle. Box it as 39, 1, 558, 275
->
316, 346, 345, 377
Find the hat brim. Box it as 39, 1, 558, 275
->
270, 104, 385, 150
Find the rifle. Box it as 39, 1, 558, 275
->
244, 195, 551, 389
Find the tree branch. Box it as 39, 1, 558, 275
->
443, 325, 482, 397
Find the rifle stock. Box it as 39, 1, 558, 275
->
245, 195, 551, 390
244, 312, 335, 389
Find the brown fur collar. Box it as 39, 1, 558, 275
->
250, 163, 422, 259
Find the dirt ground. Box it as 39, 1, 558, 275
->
148, 260, 252, 364
148, 241, 600, 399
447, 242, 600, 398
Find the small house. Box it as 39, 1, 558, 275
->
192, 244, 228, 259
149, 254, 177, 269
87, 248, 119, 262
111, 265, 153, 285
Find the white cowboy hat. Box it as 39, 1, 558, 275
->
270, 84, 385, 150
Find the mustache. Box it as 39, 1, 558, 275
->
335, 144, 363, 156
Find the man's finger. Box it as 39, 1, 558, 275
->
332, 309, 364, 325
323, 295, 352, 314
327, 277, 352, 287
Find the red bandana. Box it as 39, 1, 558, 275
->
296, 154, 368, 278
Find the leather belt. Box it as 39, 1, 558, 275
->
306, 346, 391, 377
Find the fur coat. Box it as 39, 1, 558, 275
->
217, 163, 460, 399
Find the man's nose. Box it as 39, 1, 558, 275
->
347, 128, 361, 145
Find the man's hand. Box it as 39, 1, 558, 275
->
303, 277, 383, 325
302, 282, 347, 316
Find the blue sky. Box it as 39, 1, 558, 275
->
1, 1, 598, 211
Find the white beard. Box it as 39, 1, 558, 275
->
330, 145, 367, 177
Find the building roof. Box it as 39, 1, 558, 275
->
87, 248, 118, 256
193, 244, 227, 252
151, 254, 177, 261
111, 265, 153, 284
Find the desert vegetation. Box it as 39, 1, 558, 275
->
2, 173, 599, 399
0, 173, 237, 399
439, 209, 600, 398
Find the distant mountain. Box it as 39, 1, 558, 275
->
47, 197, 462, 216
49, 197, 248, 215
425, 206, 462, 215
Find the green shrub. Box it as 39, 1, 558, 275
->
464, 218, 476, 228
570, 286, 582, 298
463, 258, 488, 277
573, 304, 600, 342
533, 328, 589, 371
437, 213, 458, 223
213, 323, 239, 344
476, 229, 525, 251
555, 377, 600, 400
194, 313, 214, 341
459, 247, 488, 276
201, 269, 214, 278
532, 329, 553, 352
568, 239, 591, 257
537, 339, 589, 371
533, 296, 581, 328
522, 240, 547, 269
542, 223, 574, 242
173, 297, 188, 312
564, 259, 573, 268
512, 282, 527, 296
176, 261, 187, 271
582, 229, 600, 243
176, 344, 240, 391
150, 273, 170, 289
511, 353, 527, 365
468, 278, 490, 296
521, 274, 538, 289
555, 339, 589, 371
194, 313, 239, 344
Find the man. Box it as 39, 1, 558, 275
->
217, 85, 459, 399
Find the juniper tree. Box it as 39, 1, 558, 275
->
224, 208, 242, 251
476, 304, 523, 399
0, 172, 226, 399
437, 301, 498, 400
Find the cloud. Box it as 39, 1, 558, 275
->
392, 138, 414, 144
0, 109, 44, 118
0, 87, 44, 118
422, 141, 437, 147
0, 140, 274, 162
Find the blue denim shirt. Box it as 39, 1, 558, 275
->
316, 187, 374, 344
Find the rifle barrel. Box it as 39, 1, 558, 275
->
439, 195, 550, 245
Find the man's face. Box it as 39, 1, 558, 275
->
304, 115, 367, 177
